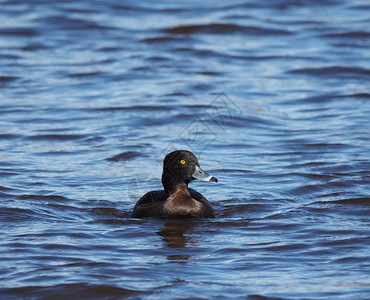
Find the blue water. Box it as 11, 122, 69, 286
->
1, 0, 369, 299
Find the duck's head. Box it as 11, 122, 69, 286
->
161, 150, 217, 194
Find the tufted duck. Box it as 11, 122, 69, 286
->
132, 150, 217, 218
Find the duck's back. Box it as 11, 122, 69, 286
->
132, 190, 167, 218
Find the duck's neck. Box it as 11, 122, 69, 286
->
168, 183, 191, 197
162, 174, 190, 195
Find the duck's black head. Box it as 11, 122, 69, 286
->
161, 150, 217, 194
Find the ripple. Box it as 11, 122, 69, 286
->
320, 31, 370, 39
0, 283, 145, 299
68, 71, 104, 78
0, 76, 19, 82
0, 133, 23, 140
314, 198, 370, 206
106, 151, 142, 162
0, 207, 39, 222
96, 105, 173, 112
35, 15, 116, 31
141, 36, 188, 44
288, 66, 370, 77
26, 134, 88, 141
17, 194, 71, 202
0, 28, 39, 37
164, 23, 292, 35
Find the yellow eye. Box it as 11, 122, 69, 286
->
180, 160, 186, 165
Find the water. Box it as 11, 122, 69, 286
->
1, 0, 369, 298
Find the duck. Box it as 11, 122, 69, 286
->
132, 150, 218, 218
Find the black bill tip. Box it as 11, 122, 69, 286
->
210, 176, 218, 183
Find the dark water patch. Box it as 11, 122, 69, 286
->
97, 46, 122, 52
0, 133, 23, 140
208, 219, 250, 231
18, 194, 71, 202
0, 207, 40, 222
321, 237, 369, 248
0, 283, 145, 299
305, 199, 370, 218
198, 113, 280, 131
81, 135, 105, 143
0, 53, 20, 60
34, 150, 81, 156
182, 103, 219, 110
43, 203, 90, 221
293, 172, 336, 181
259, 0, 341, 9
350, 4, 370, 10
113, 4, 160, 12
96, 105, 173, 112
165, 92, 190, 97
272, 157, 329, 170
141, 36, 190, 44
320, 31, 370, 39
175, 47, 224, 59
0, 185, 14, 192
191, 82, 213, 91
314, 198, 370, 206
0, 171, 19, 177
314, 163, 365, 175
330, 170, 370, 179
40, 243, 88, 251
106, 151, 141, 162
332, 256, 369, 265
26, 134, 88, 141
68, 71, 104, 78
0, 105, 35, 114
61, 5, 101, 14
339, 93, 370, 99
302, 142, 352, 150
275, 93, 344, 106
282, 136, 346, 151
333, 42, 369, 49
0, 76, 19, 82
164, 23, 292, 36
131, 66, 153, 72
0, 191, 15, 200
146, 55, 172, 62
235, 169, 254, 173
287, 179, 355, 197
218, 202, 278, 219
12, 230, 97, 241
247, 295, 285, 300
21, 43, 50, 52
258, 222, 305, 233
88, 207, 127, 219
285, 92, 370, 106
264, 243, 308, 252
35, 15, 117, 31
287, 66, 370, 78
198, 71, 223, 76
0, 28, 39, 37
0, 76, 19, 87
113, 3, 234, 13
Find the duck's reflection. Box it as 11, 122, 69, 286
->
157, 219, 198, 263
157, 219, 196, 248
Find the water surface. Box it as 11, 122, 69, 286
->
0, 0, 369, 299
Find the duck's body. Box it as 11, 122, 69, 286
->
132, 187, 214, 218
132, 150, 217, 218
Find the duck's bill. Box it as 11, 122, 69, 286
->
192, 165, 218, 183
